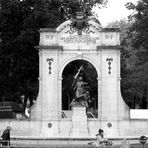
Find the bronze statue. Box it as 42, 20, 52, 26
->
70, 66, 91, 108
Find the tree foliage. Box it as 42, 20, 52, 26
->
106, 19, 137, 108
126, 0, 148, 108
106, 0, 148, 109
58, 0, 107, 20
0, 0, 61, 105
0, 0, 106, 107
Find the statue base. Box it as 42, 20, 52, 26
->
70, 107, 89, 137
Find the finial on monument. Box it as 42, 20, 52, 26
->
71, 11, 89, 35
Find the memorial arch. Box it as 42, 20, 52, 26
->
30, 14, 131, 137
2, 13, 148, 139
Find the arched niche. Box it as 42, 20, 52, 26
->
62, 59, 98, 118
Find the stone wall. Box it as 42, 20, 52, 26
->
0, 119, 148, 138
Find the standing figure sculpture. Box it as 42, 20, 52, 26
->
70, 65, 91, 109
74, 76, 87, 99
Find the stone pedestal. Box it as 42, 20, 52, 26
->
39, 121, 59, 137
70, 107, 89, 137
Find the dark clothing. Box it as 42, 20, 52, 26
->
1, 129, 10, 146
96, 133, 103, 138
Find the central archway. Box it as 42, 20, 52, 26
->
62, 60, 98, 118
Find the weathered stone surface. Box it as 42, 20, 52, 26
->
30, 18, 129, 137
70, 107, 88, 137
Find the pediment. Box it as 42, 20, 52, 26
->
39, 19, 120, 50
56, 19, 102, 34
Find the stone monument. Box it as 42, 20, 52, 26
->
2, 10, 148, 139
30, 12, 129, 137
70, 65, 90, 136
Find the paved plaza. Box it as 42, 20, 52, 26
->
8, 138, 147, 148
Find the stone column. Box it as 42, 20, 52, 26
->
98, 77, 102, 119
31, 46, 63, 120
100, 48, 118, 120
30, 50, 42, 119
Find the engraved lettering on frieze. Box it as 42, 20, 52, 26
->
105, 34, 114, 40
60, 35, 99, 45
47, 58, 53, 74
106, 58, 113, 74
110, 35, 114, 39
46, 34, 55, 40
105, 35, 109, 39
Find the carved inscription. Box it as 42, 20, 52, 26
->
42, 32, 117, 46
105, 34, 114, 40
47, 58, 53, 74
106, 58, 113, 74
60, 35, 100, 45
46, 34, 55, 40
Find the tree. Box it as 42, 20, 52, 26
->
106, 20, 134, 107
0, 0, 107, 107
106, 18, 147, 109
107, 0, 148, 109
0, 0, 64, 106
126, 0, 148, 108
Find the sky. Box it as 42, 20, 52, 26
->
94, 0, 139, 27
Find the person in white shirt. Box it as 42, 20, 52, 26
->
96, 129, 109, 146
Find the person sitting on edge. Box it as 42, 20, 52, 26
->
1, 126, 12, 146
96, 129, 109, 146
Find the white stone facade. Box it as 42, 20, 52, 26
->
30, 19, 130, 137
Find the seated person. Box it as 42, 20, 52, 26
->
1, 126, 11, 146
96, 129, 112, 146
